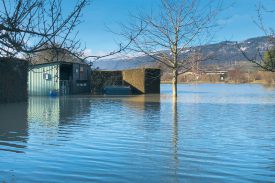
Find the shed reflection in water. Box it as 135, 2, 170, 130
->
27, 95, 162, 140
26, 95, 180, 183
28, 97, 92, 126
27, 97, 94, 144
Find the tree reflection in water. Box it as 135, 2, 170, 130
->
172, 98, 179, 183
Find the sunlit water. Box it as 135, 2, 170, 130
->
0, 84, 275, 183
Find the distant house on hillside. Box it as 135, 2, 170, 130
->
28, 50, 91, 96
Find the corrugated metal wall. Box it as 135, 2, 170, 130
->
28, 64, 60, 96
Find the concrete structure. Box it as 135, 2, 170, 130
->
28, 51, 91, 96
91, 68, 161, 95
123, 68, 160, 94
0, 58, 28, 103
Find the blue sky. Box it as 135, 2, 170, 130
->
73, 0, 275, 55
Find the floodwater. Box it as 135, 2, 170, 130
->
0, 84, 275, 183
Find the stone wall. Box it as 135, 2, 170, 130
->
0, 58, 28, 103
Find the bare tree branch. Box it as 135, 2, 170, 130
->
0, 0, 89, 59
119, 0, 222, 96
238, 1, 275, 72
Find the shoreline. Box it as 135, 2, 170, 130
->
161, 80, 275, 87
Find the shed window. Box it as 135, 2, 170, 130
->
76, 80, 88, 87
43, 73, 52, 80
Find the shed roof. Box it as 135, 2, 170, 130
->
30, 49, 87, 66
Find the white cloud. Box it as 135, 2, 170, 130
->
83, 48, 144, 61
83, 48, 92, 56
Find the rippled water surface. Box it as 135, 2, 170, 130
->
1, 84, 275, 183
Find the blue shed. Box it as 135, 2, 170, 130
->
28, 50, 91, 96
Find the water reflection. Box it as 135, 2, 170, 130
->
0, 84, 274, 183
28, 97, 93, 127
172, 99, 179, 183
121, 95, 161, 132
27, 97, 93, 144
59, 96, 92, 125
121, 94, 161, 109
28, 97, 60, 127
0, 102, 28, 153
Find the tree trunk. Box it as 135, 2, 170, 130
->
172, 69, 178, 97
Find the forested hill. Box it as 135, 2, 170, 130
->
93, 36, 274, 71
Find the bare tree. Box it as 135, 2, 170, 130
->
0, 0, 88, 59
238, 1, 275, 72
119, 0, 222, 97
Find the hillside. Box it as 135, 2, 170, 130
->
93, 36, 274, 71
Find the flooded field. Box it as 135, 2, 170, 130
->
0, 84, 275, 183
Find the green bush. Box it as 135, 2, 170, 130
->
264, 47, 275, 71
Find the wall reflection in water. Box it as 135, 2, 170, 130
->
0, 102, 28, 153
58, 96, 92, 125
121, 94, 161, 132
121, 95, 180, 182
